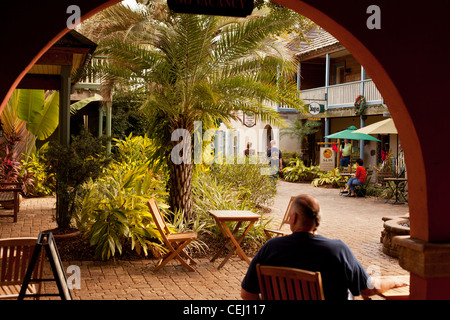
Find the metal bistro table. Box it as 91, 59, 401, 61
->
208, 210, 260, 269
384, 178, 408, 204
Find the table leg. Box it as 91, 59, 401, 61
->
217, 221, 256, 269
210, 221, 242, 262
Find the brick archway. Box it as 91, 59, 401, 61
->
0, 0, 449, 299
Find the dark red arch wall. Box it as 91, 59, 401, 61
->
1, 0, 449, 299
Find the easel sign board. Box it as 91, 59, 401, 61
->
320, 147, 335, 171
18, 232, 72, 300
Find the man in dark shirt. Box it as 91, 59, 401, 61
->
241, 194, 407, 300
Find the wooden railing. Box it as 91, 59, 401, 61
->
281, 79, 383, 111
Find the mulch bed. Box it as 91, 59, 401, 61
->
53, 231, 260, 262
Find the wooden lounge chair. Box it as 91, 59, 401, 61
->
147, 198, 198, 272
0, 237, 45, 300
256, 264, 325, 300
0, 182, 23, 222
264, 196, 294, 239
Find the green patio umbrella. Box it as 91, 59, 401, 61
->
325, 126, 381, 141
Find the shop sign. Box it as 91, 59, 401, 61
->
320, 147, 335, 171
308, 102, 324, 115
167, 0, 254, 17
243, 112, 256, 128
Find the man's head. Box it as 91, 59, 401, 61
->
289, 194, 321, 233
270, 140, 276, 147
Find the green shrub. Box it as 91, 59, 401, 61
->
282, 158, 320, 182
209, 157, 277, 208
77, 161, 168, 260
20, 144, 55, 196
311, 167, 347, 188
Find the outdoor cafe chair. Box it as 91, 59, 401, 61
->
0, 237, 44, 300
147, 198, 198, 272
264, 196, 294, 239
256, 264, 325, 300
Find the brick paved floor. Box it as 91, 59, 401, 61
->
0, 181, 410, 300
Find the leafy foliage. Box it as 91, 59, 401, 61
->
45, 130, 109, 228
20, 144, 55, 196
80, 2, 306, 219
76, 135, 170, 260
282, 158, 320, 182
311, 167, 348, 188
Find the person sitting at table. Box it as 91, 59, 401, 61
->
240, 194, 407, 300
341, 158, 366, 197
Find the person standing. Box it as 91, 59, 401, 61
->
267, 140, 282, 180
340, 139, 352, 168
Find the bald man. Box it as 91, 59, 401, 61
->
241, 194, 407, 300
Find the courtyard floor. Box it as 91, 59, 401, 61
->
0, 180, 409, 301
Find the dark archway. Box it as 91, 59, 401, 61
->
0, 0, 449, 299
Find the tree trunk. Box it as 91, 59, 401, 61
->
168, 160, 194, 221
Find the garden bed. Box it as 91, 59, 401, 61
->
55, 232, 261, 262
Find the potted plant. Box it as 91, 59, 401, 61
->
44, 130, 109, 235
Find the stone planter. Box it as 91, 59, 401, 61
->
380, 216, 410, 258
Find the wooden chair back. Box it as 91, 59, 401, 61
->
147, 198, 171, 239
279, 196, 295, 229
264, 196, 294, 238
0, 237, 44, 299
256, 264, 325, 300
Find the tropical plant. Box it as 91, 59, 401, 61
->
0, 146, 21, 183
81, 1, 306, 221
77, 160, 168, 260
0, 90, 36, 159
311, 167, 348, 188
209, 157, 276, 208
45, 130, 109, 229
282, 158, 320, 182
280, 117, 320, 150
16, 89, 60, 141
20, 144, 55, 196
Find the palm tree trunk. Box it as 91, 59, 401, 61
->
168, 119, 194, 221
168, 160, 194, 220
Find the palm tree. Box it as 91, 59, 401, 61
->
80, 1, 307, 220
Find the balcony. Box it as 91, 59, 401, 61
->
278, 79, 383, 112
73, 56, 107, 90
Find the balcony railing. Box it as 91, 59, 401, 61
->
74, 56, 107, 89
279, 79, 383, 111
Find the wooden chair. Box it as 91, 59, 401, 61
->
256, 264, 325, 300
264, 196, 294, 239
147, 198, 198, 272
0, 182, 23, 222
0, 237, 45, 300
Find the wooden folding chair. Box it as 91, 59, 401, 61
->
0, 237, 45, 300
264, 196, 295, 239
147, 198, 198, 272
256, 264, 325, 300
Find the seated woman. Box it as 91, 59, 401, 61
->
341, 158, 367, 197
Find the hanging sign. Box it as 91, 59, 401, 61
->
167, 0, 254, 17
243, 112, 256, 128
308, 102, 325, 115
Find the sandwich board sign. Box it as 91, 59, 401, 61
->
320, 147, 335, 171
